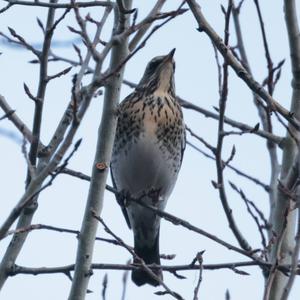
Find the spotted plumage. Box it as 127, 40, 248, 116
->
111, 49, 185, 286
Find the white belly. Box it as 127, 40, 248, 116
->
112, 133, 177, 201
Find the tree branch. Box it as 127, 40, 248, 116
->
3, 0, 113, 9
213, 2, 252, 253
0, 2, 59, 289
68, 2, 132, 299
267, 0, 300, 298
128, 0, 166, 50
0, 95, 38, 144
186, 0, 300, 130
179, 97, 284, 146
232, 0, 280, 223
93, 212, 184, 300
9, 260, 295, 277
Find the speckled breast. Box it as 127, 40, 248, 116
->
111, 92, 185, 200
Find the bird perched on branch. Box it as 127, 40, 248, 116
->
111, 49, 185, 286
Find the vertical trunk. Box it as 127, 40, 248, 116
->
68, 2, 132, 299
0, 1, 57, 289
268, 1, 300, 299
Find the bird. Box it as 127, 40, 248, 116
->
110, 48, 186, 287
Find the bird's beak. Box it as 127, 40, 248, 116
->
164, 48, 176, 63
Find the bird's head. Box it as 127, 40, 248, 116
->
137, 48, 176, 96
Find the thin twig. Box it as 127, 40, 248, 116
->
8, 260, 296, 277
232, 0, 281, 246
193, 252, 204, 300
213, 1, 252, 253
229, 181, 268, 250
280, 186, 300, 299
101, 273, 108, 300
129, 0, 166, 50
5, 223, 119, 245
253, 0, 274, 95
7, 27, 40, 58
186, 126, 216, 154
0, 2, 12, 13
61, 164, 264, 259
0, 138, 82, 242
121, 260, 130, 300
3, 0, 113, 9
0, 109, 15, 121
187, 141, 270, 192
179, 97, 283, 146
186, 0, 300, 130
93, 212, 184, 300
92, 6, 188, 88
263, 208, 289, 300
0, 2, 60, 289
130, 196, 255, 259
212, 43, 223, 96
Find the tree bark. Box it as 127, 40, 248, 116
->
268, 1, 300, 299
67, 2, 132, 299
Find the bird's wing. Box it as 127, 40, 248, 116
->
110, 166, 132, 229
110, 96, 137, 229
180, 126, 186, 166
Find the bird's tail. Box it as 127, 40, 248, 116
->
132, 233, 162, 286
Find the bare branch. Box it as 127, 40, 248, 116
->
129, 0, 166, 50
116, 0, 136, 15
60, 165, 263, 258
3, 0, 114, 9
213, 2, 253, 253
133, 196, 256, 259
5, 223, 119, 246
179, 97, 284, 147
187, 141, 270, 192
186, 126, 216, 154
0, 3, 12, 14
253, 0, 274, 95
28, 0, 62, 172
47, 66, 72, 82
280, 187, 300, 300
229, 181, 268, 250
0, 109, 15, 121
192, 252, 204, 300
8, 260, 297, 277
21, 63, 283, 146
264, 209, 289, 300
212, 43, 223, 96
21, 139, 36, 179
7, 27, 40, 58
0, 94, 42, 145
186, 0, 300, 130
268, 0, 300, 297
91, 6, 188, 89
68, 2, 132, 298
101, 273, 108, 300
0, 2, 60, 288
0, 138, 82, 242
44, 7, 112, 163
121, 260, 130, 300
23, 83, 39, 103
93, 212, 184, 300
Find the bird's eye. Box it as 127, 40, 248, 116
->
148, 59, 162, 72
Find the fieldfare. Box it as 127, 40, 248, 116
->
111, 49, 186, 286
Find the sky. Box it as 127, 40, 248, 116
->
0, 1, 299, 299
